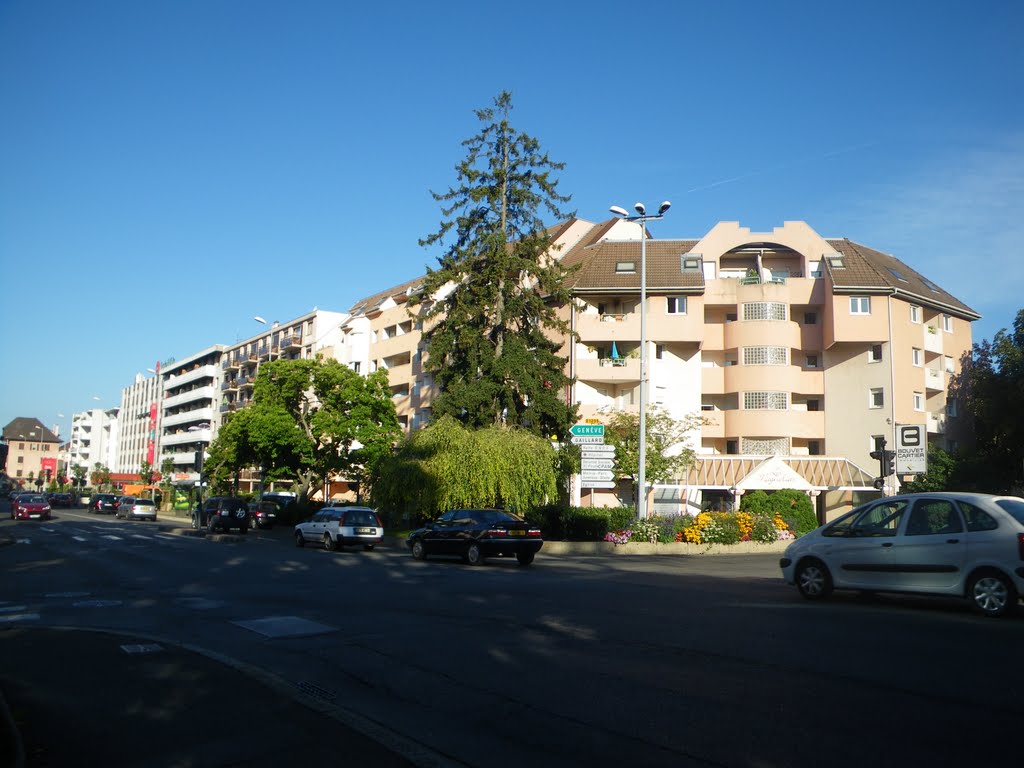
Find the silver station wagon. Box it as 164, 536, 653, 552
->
780, 492, 1024, 617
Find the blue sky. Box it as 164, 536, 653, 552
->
2, 0, 1022, 440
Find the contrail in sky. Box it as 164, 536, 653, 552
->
685, 142, 880, 194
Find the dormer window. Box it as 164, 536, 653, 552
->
681, 256, 701, 272
615, 261, 636, 274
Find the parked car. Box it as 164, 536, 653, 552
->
91, 493, 119, 514
294, 506, 384, 551
406, 509, 543, 566
249, 500, 278, 529
78, 491, 92, 507
50, 492, 73, 508
11, 494, 52, 521
193, 496, 250, 534
115, 496, 157, 521
780, 491, 1024, 617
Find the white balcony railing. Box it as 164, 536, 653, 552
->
162, 428, 212, 447
161, 408, 214, 429
163, 385, 217, 410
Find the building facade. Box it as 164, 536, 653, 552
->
338, 218, 976, 520
158, 345, 225, 489
67, 407, 120, 479
117, 369, 163, 474
1, 418, 61, 488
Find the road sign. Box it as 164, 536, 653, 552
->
581, 470, 614, 482
581, 480, 617, 489
895, 424, 927, 474
570, 424, 605, 438
581, 444, 615, 456
571, 435, 605, 445
581, 458, 614, 471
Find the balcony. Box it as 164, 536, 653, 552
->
162, 408, 213, 429
163, 385, 216, 409
238, 376, 254, 390
222, 378, 238, 392
164, 364, 218, 390
724, 409, 824, 439
925, 367, 944, 392
927, 411, 946, 434
220, 402, 236, 414
280, 333, 302, 349
162, 428, 212, 447
924, 326, 944, 354
576, 357, 640, 385
222, 357, 240, 372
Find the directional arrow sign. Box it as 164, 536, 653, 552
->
581, 444, 615, 456
571, 435, 605, 445
570, 424, 605, 438
581, 470, 614, 482
581, 480, 616, 489
581, 458, 614, 471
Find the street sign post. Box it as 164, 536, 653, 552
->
580, 480, 616, 489
570, 424, 605, 438
581, 470, 614, 482
581, 458, 614, 471
571, 435, 605, 445
580, 444, 615, 456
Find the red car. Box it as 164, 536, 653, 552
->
12, 494, 52, 521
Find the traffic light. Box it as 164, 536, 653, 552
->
882, 450, 896, 477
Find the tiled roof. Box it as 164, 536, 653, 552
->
826, 239, 979, 318
2, 417, 59, 443
564, 239, 703, 292
348, 275, 426, 316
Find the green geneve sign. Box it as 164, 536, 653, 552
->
570, 424, 605, 437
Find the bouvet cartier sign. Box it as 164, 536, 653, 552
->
895, 424, 927, 474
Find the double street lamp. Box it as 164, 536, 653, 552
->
609, 200, 671, 519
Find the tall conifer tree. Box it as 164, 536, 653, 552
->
419, 91, 577, 438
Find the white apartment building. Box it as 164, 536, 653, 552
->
158, 345, 224, 488
117, 370, 163, 474
68, 407, 120, 476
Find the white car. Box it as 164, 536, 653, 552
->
780, 492, 1024, 617
294, 506, 384, 552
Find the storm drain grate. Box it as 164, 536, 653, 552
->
296, 680, 337, 704
121, 643, 164, 655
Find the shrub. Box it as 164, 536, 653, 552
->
608, 506, 635, 533
770, 489, 818, 536
566, 507, 612, 540
740, 490, 771, 516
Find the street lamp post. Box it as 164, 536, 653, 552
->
609, 201, 671, 519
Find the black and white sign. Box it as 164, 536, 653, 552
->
895, 424, 927, 474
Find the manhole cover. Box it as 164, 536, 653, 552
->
73, 599, 122, 608
233, 616, 335, 638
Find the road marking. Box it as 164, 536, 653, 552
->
121, 643, 164, 654
0, 605, 28, 613
0, 613, 39, 623
73, 599, 122, 608
73, 536, 87, 542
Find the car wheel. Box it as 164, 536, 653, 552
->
294, 531, 305, 548
465, 542, 484, 566
208, 519, 218, 534
410, 539, 426, 560
968, 571, 1016, 618
795, 558, 832, 600
323, 533, 336, 552
516, 551, 535, 566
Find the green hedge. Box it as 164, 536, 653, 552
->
526, 504, 638, 541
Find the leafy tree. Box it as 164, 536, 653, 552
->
901, 446, 959, 492
71, 464, 87, 488
91, 463, 111, 491
956, 309, 1024, 494
604, 407, 704, 503
206, 357, 402, 505
139, 460, 155, 487
418, 90, 578, 439
372, 415, 560, 523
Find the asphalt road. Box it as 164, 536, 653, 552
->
3, 503, 1024, 767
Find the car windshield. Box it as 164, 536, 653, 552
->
995, 498, 1024, 526
134, 499, 154, 506
27, 496, 46, 503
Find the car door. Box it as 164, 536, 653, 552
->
882, 497, 967, 591
825, 499, 910, 589
304, 512, 327, 542
427, 510, 459, 554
